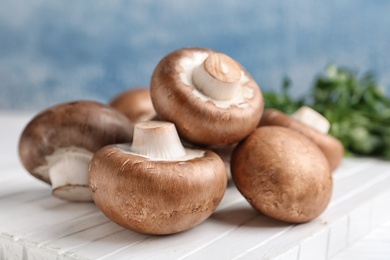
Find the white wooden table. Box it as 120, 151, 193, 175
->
1, 111, 390, 260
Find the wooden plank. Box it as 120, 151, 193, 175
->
327, 216, 349, 257
0, 156, 386, 260
1, 112, 390, 259
331, 220, 390, 260
0, 157, 386, 256
239, 178, 390, 259
59, 198, 258, 259
69, 158, 386, 259
61, 229, 150, 260
24, 184, 247, 259
144, 159, 389, 259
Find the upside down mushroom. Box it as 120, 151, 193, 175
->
150, 47, 264, 146
259, 106, 344, 171
231, 126, 333, 223
18, 101, 134, 202
89, 121, 227, 235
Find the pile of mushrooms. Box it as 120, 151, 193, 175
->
89, 47, 264, 234
19, 46, 344, 235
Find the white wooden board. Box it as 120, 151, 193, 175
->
1, 112, 390, 259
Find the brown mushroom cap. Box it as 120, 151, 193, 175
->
259, 109, 344, 171
150, 47, 264, 146
231, 126, 333, 223
89, 145, 227, 235
109, 87, 156, 123
18, 100, 134, 185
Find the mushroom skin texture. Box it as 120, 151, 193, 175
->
18, 100, 134, 202
231, 126, 333, 223
109, 87, 156, 123
150, 47, 264, 146
259, 108, 344, 171
89, 121, 227, 235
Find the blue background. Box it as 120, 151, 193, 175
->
1, 0, 390, 110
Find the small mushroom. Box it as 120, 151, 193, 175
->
89, 121, 227, 235
18, 101, 134, 202
231, 126, 333, 223
259, 107, 344, 171
150, 47, 264, 146
109, 87, 156, 123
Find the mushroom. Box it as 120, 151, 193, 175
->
89, 121, 227, 235
150, 47, 264, 146
291, 106, 330, 134
109, 87, 156, 123
231, 126, 333, 223
18, 100, 134, 202
259, 107, 344, 171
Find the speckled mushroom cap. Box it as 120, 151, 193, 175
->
89, 144, 227, 235
150, 47, 264, 146
259, 108, 344, 171
109, 87, 156, 123
18, 100, 134, 184
231, 126, 333, 223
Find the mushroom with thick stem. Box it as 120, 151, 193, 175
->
231, 126, 333, 223
150, 47, 264, 146
109, 87, 156, 123
18, 100, 134, 202
259, 106, 344, 171
89, 121, 227, 235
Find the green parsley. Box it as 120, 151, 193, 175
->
263, 65, 390, 159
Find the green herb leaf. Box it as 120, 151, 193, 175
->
263, 65, 390, 159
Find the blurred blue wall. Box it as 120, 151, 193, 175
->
1, 0, 390, 110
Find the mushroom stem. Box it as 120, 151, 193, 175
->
192, 52, 242, 100
131, 121, 187, 160
291, 106, 330, 134
48, 151, 93, 202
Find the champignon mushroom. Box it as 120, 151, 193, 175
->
150, 47, 264, 146
89, 121, 227, 235
291, 106, 330, 134
259, 107, 344, 171
109, 87, 156, 123
18, 100, 134, 202
231, 126, 333, 223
